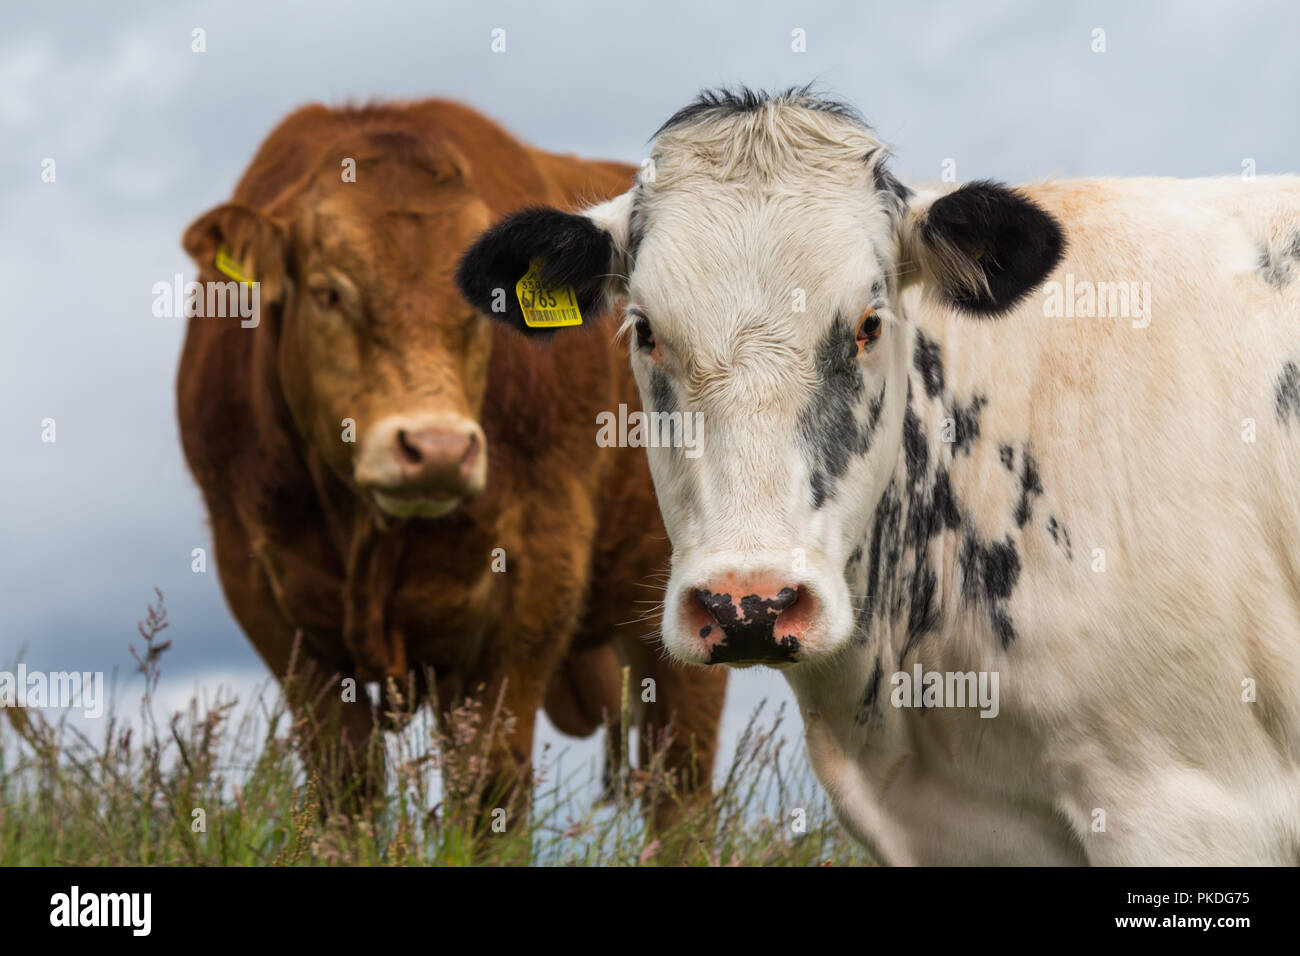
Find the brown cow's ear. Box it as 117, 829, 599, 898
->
182, 203, 288, 306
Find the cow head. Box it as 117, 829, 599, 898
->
457, 88, 1063, 666
184, 129, 494, 519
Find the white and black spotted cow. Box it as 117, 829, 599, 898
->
457, 87, 1300, 864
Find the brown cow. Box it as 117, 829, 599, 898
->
176, 99, 727, 820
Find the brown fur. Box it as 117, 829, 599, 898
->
176, 99, 726, 816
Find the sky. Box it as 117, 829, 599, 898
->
2, 0, 1297, 775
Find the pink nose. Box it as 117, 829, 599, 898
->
686, 575, 814, 664
393, 426, 483, 496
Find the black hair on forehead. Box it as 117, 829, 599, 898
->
653, 84, 869, 139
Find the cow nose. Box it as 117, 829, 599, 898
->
690, 580, 810, 664
393, 426, 482, 494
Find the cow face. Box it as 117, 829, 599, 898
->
185, 132, 494, 519
457, 89, 1062, 666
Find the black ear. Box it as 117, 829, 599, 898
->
455, 207, 615, 333
915, 181, 1065, 316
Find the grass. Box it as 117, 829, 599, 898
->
0, 590, 869, 866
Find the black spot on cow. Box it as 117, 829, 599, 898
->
913, 331, 945, 399
901, 565, 940, 663
931, 468, 963, 533
1275, 361, 1300, 426
853, 385, 1034, 657
650, 366, 677, 417
960, 535, 1020, 604
845, 544, 865, 593
949, 394, 988, 456
853, 655, 884, 725
800, 318, 886, 508
696, 588, 801, 663
859, 398, 964, 653
1013, 451, 1043, 528
989, 607, 1016, 649
1046, 515, 1073, 560
1258, 232, 1300, 289
959, 533, 1021, 647
903, 466, 961, 577
902, 404, 928, 487
862, 480, 903, 624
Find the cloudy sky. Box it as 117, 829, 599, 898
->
3, 0, 1297, 770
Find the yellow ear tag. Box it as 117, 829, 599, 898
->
215, 245, 256, 285
515, 261, 583, 328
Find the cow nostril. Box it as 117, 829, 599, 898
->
459, 432, 480, 475
771, 586, 799, 613
692, 585, 800, 627
692, 588, 729, 627
396, 429, 424, 466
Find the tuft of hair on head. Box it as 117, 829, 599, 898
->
653, 84, 868, 138
647, 84, 886, 185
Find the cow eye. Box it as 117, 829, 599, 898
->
312, 286, 341, 312
634, 316, 656, 352
855, 308, 882, 353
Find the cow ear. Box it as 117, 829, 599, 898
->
182, 202, 288, 306
456, 192, 631, 334
905, 181, 1064, 316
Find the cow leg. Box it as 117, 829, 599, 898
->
542, 643, 626, 799
616, 632, 728, 831
209, 512, 381, 812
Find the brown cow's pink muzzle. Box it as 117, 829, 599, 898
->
394, 425, 481, 491
355, 414, 487, 517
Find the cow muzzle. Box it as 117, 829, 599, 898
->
354, 414, 487, 518
675, 573, 820, 667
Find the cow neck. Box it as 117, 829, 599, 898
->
249, 303, 407, 679
248, 306, 323, 535
860, 314, 1030, 685
340, 507, 409, 685
302, 446, 361, 564
853, 330, 965, 672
